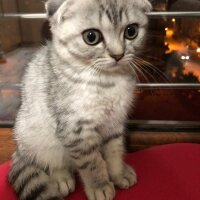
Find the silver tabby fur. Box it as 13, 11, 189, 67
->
9, 0, 152, 200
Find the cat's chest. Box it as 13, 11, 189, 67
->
71, 79, 135, 124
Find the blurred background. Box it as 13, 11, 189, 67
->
0, 0, 200, 130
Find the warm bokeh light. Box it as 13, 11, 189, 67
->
166, 29, 174, 38
172, 18, 176, 22
181, 56, 190, 60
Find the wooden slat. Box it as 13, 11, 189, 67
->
126, 131, 200, 152
0, 128, 16, 164
127, 131, 200, 145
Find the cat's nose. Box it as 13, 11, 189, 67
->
110, 53, 124, 61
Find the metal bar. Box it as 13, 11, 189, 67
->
1, 120, 200, 130
136, 83, 200, 89
126, 120, 200, 132
1, 83, 200, 89
127, 120, 200, 126
147, 11, 200, 17
0, 83, 21, 89
0, 120, 14, 127
0, 13, 47, 19
0, 11, 200, 19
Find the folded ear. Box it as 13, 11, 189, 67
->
144, 0, 153, 12
135, 0, 152, 12
45, 0, 66, 17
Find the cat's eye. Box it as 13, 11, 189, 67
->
82, 29, 102, 46
124, 24, 139, 40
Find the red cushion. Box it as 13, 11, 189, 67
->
0, 143, 200, 200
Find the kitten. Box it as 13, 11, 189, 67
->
8, 0, 152, 200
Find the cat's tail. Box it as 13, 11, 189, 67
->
8, 151, 63, 200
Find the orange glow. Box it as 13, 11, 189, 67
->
165, 40, 187, 53
166, 29, 174, 38
184, 62, 200, 81
197, 48, 200, 53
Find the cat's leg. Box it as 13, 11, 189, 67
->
102, 133, 137, 189
64, 129, 115, 200
9, 151, 62, 200
9, 150, 75, 200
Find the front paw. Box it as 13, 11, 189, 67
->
112, 164, 137, 189
52, 170, 75, 197
85, 181, 115, 200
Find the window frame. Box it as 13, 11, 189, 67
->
0, 11, 200, 130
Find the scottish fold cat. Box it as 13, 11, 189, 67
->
9, 0, 152, 199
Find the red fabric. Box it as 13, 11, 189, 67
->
0, 143, 200, 200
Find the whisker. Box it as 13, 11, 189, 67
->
125, 54, 149, 83
128, 63, 141, 83
134, 60, 158, 83
134, 56, 171, 83
130, 61, 150, 83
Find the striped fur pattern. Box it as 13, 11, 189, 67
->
9, 0, 151, 199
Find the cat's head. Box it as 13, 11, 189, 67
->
46, 0, 152, 72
